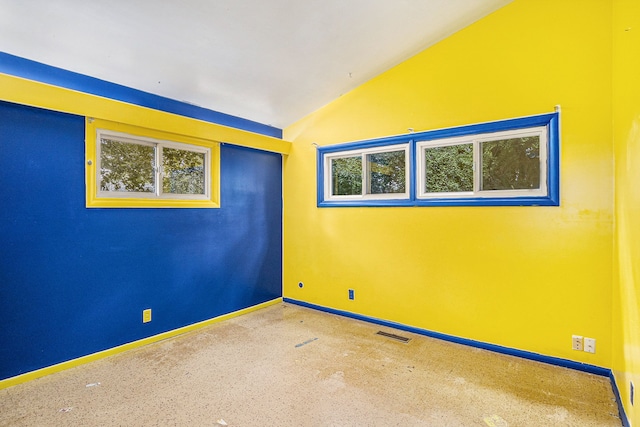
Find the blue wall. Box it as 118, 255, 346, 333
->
0, 101, 282, 380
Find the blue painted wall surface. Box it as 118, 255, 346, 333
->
0, 101, 282, 380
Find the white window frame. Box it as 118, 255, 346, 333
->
96, 129, 211, 201
324, 144, 410, 202
416, 126, 547, 199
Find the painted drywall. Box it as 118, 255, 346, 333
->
0, 72, 290, 156
613, 0, 640, 424
284, 0, 613, 368
0, 100, 283, 381
0, 52, 282, 139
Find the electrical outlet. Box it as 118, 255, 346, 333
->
572, 335, 583, 351
583, 337, 596, 353
142, 308, 152, 323
348, 289, 355, 300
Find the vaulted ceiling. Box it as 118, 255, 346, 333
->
0, 0, 511, 129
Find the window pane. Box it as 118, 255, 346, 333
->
367, 150, 406, 194
331, 156, 362, 195
162, 148, 206, 195
481, 136, 540, 190
100, 138, 155, 193
424, 143, 473, 193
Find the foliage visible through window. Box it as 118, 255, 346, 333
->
162, 147, 206, 195
86, 118, 219, 209
331, 156, 362, 195
317, 112, 559, 207
326, 145, 409, 200
97, 131, 209, 200
418, 128, 546, 199
481, 136, 540, 191
367, 150, 406, 194
100, 139, 156, 193
424, 143, 473, 193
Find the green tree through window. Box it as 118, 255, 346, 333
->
368, 150, 406, 194
100, 138, 155, 192
328, 147, 408, 198
319, 113, 557, 206
162, 148, 205, 194
331, 156, 362, 196
424, 144, 473, 193
481, 137, 540, 190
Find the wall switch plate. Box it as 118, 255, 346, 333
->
348, 289, 355, 300
143, 308, 152, 323
583, 337, 596, 353
572, 335, 583, 351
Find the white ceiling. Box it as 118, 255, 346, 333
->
0, 0, 511, 129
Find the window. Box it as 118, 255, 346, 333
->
86, 118, 220, 208
98, 131, 209, 198
324, 144, 409, 202
317, 112, 559, 207
417, 127, 547, 199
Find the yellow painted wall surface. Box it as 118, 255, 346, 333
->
613, 0, 640, 424
284, 0, 613, 368
0, 73, 291, 155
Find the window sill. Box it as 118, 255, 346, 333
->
319, 195, 558, 208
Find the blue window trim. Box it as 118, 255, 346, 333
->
317, 112, 560, 207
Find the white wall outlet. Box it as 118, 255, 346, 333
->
584, 337, 596, 353
572, 335, 583, 351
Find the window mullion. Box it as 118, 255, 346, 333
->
473, 140, 481, 194
155, 144, 162, 197
362, 153, 367, 196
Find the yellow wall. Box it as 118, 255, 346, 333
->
284, 0, 613, 369
613, 0, 640, 424
0, 73, 291, 156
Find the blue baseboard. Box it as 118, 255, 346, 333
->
283, 297, 629, 425
610, 371, 631, 427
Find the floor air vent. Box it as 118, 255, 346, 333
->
376, 330, 411, 343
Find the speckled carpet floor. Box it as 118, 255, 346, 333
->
0, 303, 622, 426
